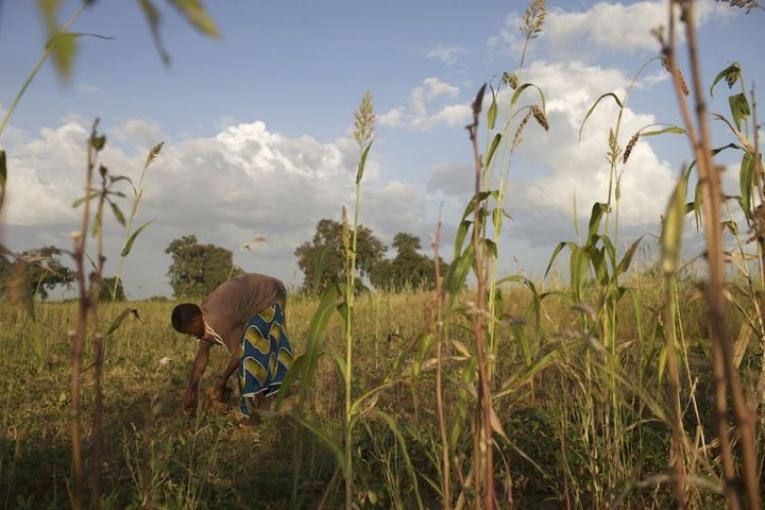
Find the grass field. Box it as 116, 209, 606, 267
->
0, 275, 759, 509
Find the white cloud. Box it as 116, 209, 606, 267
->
111, 118, 163, 147
634, 71, 670, 89
379, 107, 406, 128
381, 77, 470, 132
3, 118, 429, 296
501, 60, 678, 232
422, 77, 460, 100
411, 77, 460, 116
426, 46, 467, 66
490, 0, 731, 58
4, 122, 112, 227
411, 104, 471, 131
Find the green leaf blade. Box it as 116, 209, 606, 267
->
105, 308, 141, 336
579, 92, 622, 142
168, 0, 220, 37
110, 201, 126, 227
356, 140, 373, 185
661, 172, 689, 274
121, 219, 155, 257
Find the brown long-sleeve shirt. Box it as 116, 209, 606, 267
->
200, 273, 287, 355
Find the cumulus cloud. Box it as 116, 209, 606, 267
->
379, 77, 471, 131
411, 104, 472, 131
111, 118, 164, 147
3, 118, 429, 296
396, 58, 681, 262
489, 0, 731, 58
426, 46, 467, 66
411, 78, 460, 115
378, 107, 406, 128
504, 60, 678, 234
416, 60, 679, 251
4, 122, 116, 227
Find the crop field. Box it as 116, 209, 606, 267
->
1, 1, 764, 509
0, 277, 760, 509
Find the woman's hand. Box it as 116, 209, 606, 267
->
181, 391, 195, 411
214, 379, 231, 402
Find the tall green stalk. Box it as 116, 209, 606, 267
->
343, 189, 361, 509
343, 91, 375, 510
486, 0, 547, 375
112, 142, 163, 299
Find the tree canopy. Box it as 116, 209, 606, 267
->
0, 246, 75, 300
100, 277, 125, 302
165, 235, 242, 298
370, 232, 448, 292
296, 220, 447, 293
295, 219, 386, 293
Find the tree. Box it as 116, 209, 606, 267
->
0, 246, 75, 300
165, 235, 243, 298
370, 232, 448, 292
99, 277, 125, 302
392, 232, 422, 253
295, 219, 386, 293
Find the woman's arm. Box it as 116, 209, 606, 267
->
214, 354, 240, 401
182, 341, 211, 410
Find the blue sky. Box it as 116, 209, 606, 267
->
1, 0, 764, 297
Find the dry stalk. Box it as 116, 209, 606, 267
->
665, 278, 688, 508
90, 163, 109, 509
668, 1, 761, 508
69, 120, 101, 510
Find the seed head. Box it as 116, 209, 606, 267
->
512, 110, 532, 151
723, 64, 742, 89
530, 105, 549, 132
354, 91, 375, 148
502, 72, 519, 90
521, 0, 546, 40
607, 128, 621, 164
623, 132, 640, 164
716, 0, 761, 14
662, 57, 689, 96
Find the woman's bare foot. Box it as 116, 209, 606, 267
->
237, 414, 262, 427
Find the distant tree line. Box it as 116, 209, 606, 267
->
1, 225, 447, 302
295, 218, 448, 294
0, 246, 124, 301
164, 221, 447, 298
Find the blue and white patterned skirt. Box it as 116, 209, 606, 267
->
237, 301, 293, 417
